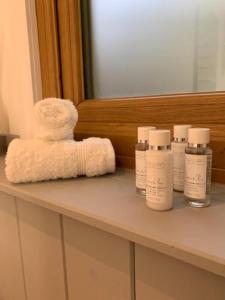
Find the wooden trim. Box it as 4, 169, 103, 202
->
57, 0, 84, 105
75, 122, 225, 171
212, 168, 225, 184
36, 0, 225, 183
35, 0, 61, 98
77, 93, 225, 124
80, 0, 94, 99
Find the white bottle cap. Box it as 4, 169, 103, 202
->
149, 130, 171, 146
188, 128, 210, 144
173, 125, 192, 139
138, 126, 156, 142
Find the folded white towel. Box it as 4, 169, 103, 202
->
34, 98, 78, 141
5, 138, 115, 183
82, 138, 116, 176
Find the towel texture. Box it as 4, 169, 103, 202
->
5, 138, 115, 183
34, 98, 78, 141
82, 138, 115, 176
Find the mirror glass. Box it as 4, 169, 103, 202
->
82, 0, 225, 98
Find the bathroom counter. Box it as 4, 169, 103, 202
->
0, 157, 225, 279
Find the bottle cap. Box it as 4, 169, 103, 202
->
188, 128, 210, 144
138, 126, 156, 142
173, 125, 191, 139
149, 130, 171, 146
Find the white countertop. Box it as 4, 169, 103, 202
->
0, 156, 225, 277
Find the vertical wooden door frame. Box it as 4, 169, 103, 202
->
36, 0, 225, 183
35, 0, 62, 98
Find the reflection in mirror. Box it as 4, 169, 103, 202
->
82, 0, 225, 99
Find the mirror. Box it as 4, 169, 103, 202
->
82, 0, 225, 99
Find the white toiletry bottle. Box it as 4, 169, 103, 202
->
146, 130, 173, 211
171, 125, 191, 192
184, 128, 212, 208
136, 126, 156, 195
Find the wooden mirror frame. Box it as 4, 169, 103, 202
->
36, 0, 225, 183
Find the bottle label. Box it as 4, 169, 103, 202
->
146, 153, 172, 204
184, 154, 207, 199
135, 150, 146, 189
172, 143, 186, 191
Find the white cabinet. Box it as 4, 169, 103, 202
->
0, 193, 133, 300
63, 216, 132, 300
0, 192, 26, 300
2, 189, 225, 300
16, 200, 66, 300
135, 244, 225, 300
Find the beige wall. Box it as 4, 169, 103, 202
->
0, 0, 41, 138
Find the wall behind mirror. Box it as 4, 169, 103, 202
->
82, 0, 225, 98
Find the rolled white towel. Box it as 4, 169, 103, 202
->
5, 138, 115, 183
33, 98, 78, 141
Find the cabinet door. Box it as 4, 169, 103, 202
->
0, 192, 26, 300
63, 216, 132, 300
135, 244, 225, 300
17, 200, 66, 300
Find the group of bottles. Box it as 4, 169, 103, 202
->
135, 125, 212, 211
